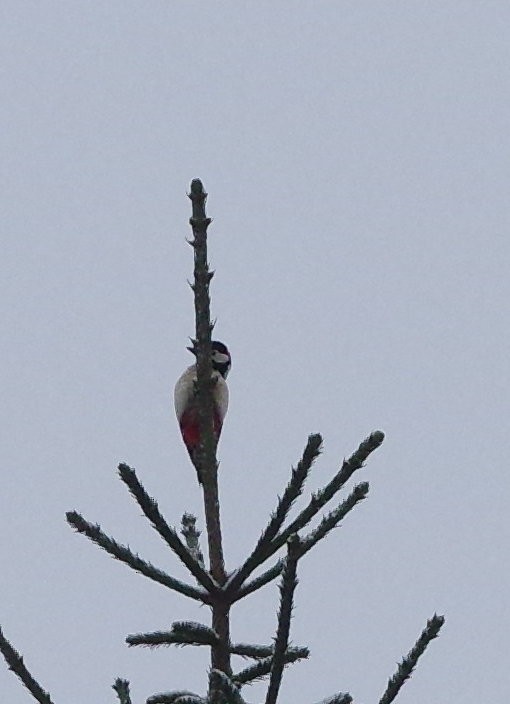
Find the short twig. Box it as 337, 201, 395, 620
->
378, 614, 445, 704
0, 626, 54, 704
230, 643, 309, 660
127, 622, 218, 648
181, 513, 205, 567
112, 678, 132, 704
234, 648, 309, 686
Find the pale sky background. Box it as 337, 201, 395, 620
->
1, 3, 509, 703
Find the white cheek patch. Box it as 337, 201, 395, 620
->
213, 352, 230, 365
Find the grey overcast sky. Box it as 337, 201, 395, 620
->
1, 3, 509, 703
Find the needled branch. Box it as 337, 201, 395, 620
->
234, 481, 370, 602
230, 643, 309, 660
225, 434, 322, 596
234, 561, 285, 601
66, 511, 208, 603
234, 648, 309, 686
299, 482, 369, 555
0, 626, 54, 704
188, 178, 231, 683
312, 694, 353, 704
147, 693, 201, 704
118, 464, 218, 594
127, 622, 219, 648
209, 670, 246, 704
271, 431, 383, 554
378, 614, 445, 704
265, 535, 300, 704
181, 513, 205, 567
112, 678, 132, 704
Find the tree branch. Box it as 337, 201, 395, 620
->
234, 561, 285, 602
230, 643, 309, 660
0, 626, 54, 704
209, 670, 246, 704
147, 693, 201, 704
112, 678, 132, 704
234, 648, 309, 686
298, 482, 369, 555
271, 431, 383, 555
66, 511, 208, 603
265, 535, 300, 704
118, 464, 218, 594
234, 481, 369, 602
312, 694, 353, 704
378, 614, 445, 704
188, 178, 231, 683
225, 434, 322, 596
127, 622, 218, 648
181, 513, 205, 567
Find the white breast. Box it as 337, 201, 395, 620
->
174, 365, 229, 421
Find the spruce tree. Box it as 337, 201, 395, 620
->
0, 179, 444, 704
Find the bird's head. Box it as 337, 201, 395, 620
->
211, 340, 231, 378
187, 340, 231, 379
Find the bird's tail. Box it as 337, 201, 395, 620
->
187, 447, 203, 485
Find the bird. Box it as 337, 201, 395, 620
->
174, 340, 231, 483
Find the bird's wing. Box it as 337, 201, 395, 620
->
213, 372, 229, 422
174, 365, 196, 419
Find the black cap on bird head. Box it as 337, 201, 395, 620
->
187, 340, 231, 379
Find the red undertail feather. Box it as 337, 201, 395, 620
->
179, 407, 224, 462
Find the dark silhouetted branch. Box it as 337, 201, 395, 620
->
66, 511, 207, 603
0, 626, 54, 704
188, 178, 218, 493
230, 643, 309, 660
112, 678, 132, 704
127, 622, 218, 648
271, 431, 384, 554
299, 482, 369, 556
147, 692, 201, 704
162, 621, 217, 645
209, 670, 246, 704
378, 614, 445, 704
265, 535, 300, 704
235, 481, 369, 602
118, 464, 218, 594
181, 513, 205, 567
234, 648, 309, 686
189, 178, 231, 684
312, 694, 353, 704
225, 434, 322, 596
234, 561, 285, 602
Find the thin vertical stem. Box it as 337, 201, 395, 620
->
265, 535, 300, 704
188, 179, 231, 686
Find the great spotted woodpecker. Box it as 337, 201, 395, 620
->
174, 341, 231, 483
